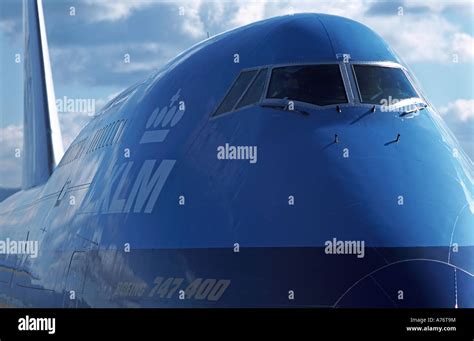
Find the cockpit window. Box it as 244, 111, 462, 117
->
236, 68, 268, 109
353, 65, 419, 105
214, 70, 258, 116
266, 65, 347, 106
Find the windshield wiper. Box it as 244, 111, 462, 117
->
260, 102, 309, 116
400, 103, 427, 117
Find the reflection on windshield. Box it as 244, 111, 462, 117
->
353, 65, 420, 105
266, 65, 347, 106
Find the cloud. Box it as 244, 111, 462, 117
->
49, 43, 176, 86
365, 1, 404, 16
174, 0, 473, 65
229, 1, 267, 28
177, 1, 346, 39
58, 91, 121, 149
439, 99, 474, 159
0, 114, 98, 187
366, 15, 458, 63
365, 0, 471, 16
83, 0, 153, 22
439, 99, 474, 122
0, 0, 22, 42
95, 91, 121, 109
452, 33, 474, 62
0, 19, 15, 34
1, 0, 471, 67
0, 124, 22, 187
0, 91, 120, 188
58, 111, 92, 149
180, 0, 207, 39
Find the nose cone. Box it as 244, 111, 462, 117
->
318, 107, 474, 247
205, 104, 473, 307
311, 106, 474, 307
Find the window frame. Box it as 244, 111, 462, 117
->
264, 63, 350, 108
234, 68, 270, 111
211, 61, 424, 119
212, 62, 353, 118
350, 61, 425, 107
211, 67, 261, 117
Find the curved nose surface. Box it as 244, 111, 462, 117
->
312, 107, 474, 249
335, 257, 474, 308
308, 107, 474, 307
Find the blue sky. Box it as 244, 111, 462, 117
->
0, 0, 473, 187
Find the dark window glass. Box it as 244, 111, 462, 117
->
353, 65, 419, 104
266, 65, 347, 106
214, 70, 258, 116
236, 68, 268, 109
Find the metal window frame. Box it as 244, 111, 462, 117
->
211, 61, 353, 119
264, 62, 351, 107
211, 60, 424, 119
233, 68, 270, 111
350, 62, 426, 106
212, 68, 259, 117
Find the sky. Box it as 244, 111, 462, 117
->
0, 0, 473, 187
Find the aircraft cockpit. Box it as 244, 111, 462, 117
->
212, 62, 427, 117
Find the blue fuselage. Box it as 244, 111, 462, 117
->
0, 13, 472, 308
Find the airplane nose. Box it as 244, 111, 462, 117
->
309, 107, 474, 307
314, 107, 474, 250
216, 105, 472, 307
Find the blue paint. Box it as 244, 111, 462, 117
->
0, 13, 472, 307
